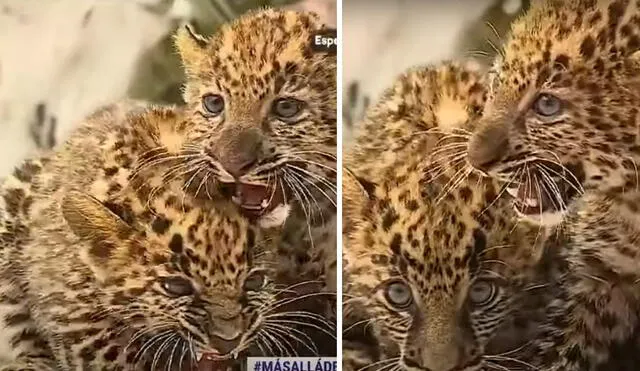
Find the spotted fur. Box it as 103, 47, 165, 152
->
22, 183, 268, 370
1, 9, 337, 366
174, 8, 337, 339
342, 62, 554, 371
491, 194, 640, 371
466, 0, 640, 226
0, 98, 315, 369
0, 42, 334, 368
464, 1, 640, 368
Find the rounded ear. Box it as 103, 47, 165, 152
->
62, 191, 132, 242
174, 24, 208, 75
62, 191, 133, 277
343, 169, 376, 233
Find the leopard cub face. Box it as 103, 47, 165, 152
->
61, 190, 274, 366
173, 9, 337, 224
343, 159, 545, 371
467, 0, 640, 226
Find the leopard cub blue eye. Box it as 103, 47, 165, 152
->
272, 98, 304, 119
160, 276, 194, 297
533, 93, 562, 117
384, 280, 413, 309
202, 94, 225, 115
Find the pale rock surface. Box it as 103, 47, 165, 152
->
0, 0, 192, 176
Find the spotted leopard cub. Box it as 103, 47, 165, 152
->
343, 151, 549, 371
463, 1, 640, 369
2, 179, 276, 370
342, 63, 552, 371
345, 60, 486, 185
499, 193, 640, 371
467, 0, 640, 227
174, 8, 337, 332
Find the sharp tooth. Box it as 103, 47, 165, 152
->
506, 188, 518, 198
525, 197, 539, 207
261, 198, 269, 208
232, 196, 242, 205
196, 352, 203, 361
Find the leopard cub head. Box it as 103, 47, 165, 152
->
467, 0, 640, 226
61, 190, 279, 367
172, 8, 336, 225
343, 164, 548, 371
343, 60, 548, 371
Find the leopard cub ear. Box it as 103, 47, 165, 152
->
174, 24, 209, 75
62, 191, 133, 277
343, 169, 377, 232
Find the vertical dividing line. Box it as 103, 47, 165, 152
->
335, 0, 344, 366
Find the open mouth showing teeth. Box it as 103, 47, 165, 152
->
504, 172, 579, 216
219, 182, 286, 219
192, 351, 236, 371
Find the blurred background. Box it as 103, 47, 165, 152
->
0, 0, 336, 176
343, 0, 530, 145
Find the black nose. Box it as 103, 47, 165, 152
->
218, 128, 264, 177
210, 332, 242, 354
467, 125, 509, 173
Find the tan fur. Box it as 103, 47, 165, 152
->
0, 99, 282, 369
0, 8, 337, 368
342, 62, 554, 371
464, 1, 640, 369
174, 9, 338, 334
467, 0, 640, 226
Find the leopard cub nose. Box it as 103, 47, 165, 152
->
467, 125, 509, 173
216, 128, 265, 178
221, 154, 259, 178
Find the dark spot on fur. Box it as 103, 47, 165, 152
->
169, 234, 184, 253
381, 208, 399, 232
89, 241, 114, 260
103, 201, 135, 225
104, 167, 119, 177
580, 36, 596, 59
472, 228, 486, 255
356, 176, 376, 197
4, 312, 30, 326
458, 187, 472, 203
4, 188, 25, 217
104, 345, 119, 361
554, 54, 570, 69
390, 233, 402, 255
152, 254, 167, 265
151, 216, 172, 234
80, 346, 95, 361
114, 153, 132, 168
405, 199, 419, 211
13, 161, 41, 183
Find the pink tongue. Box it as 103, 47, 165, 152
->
236, 183, 269, 207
